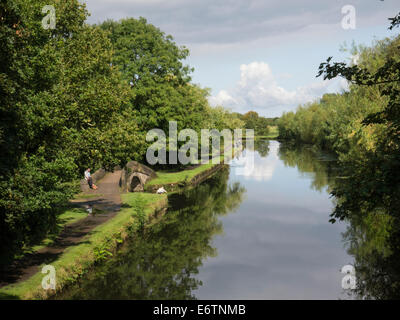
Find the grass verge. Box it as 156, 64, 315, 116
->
0, 193, 167, 300
9, 207, 88, 262
145, 151, 233, 192
0, 149, 231, 299
146, 161, 216, 187
73, 193, 104, 200
253, 126, 279, 140
28, 208, 89, 254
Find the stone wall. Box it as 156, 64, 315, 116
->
119, 161, 157, 192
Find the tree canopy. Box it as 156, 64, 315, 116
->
0, 1, 238, 255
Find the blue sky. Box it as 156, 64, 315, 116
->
83, 0, 399, 117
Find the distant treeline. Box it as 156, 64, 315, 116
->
277, 33, 400, 221
235, 111, 279, 136
278, 35, 399, 157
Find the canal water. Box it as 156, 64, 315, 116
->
56, 140, 353, 299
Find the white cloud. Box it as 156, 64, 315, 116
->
82, 0, 389, 116
209, 61, 346, 117
209, 90, 237, 107
230, 141, 280, 181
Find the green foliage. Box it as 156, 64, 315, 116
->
204, 105, 244, 131
0, 0, 95, 253
99, 17, 207, 134
315, 27, 400, 223
93, 243, 113, 262
278, 87, 386, 154
278, 13, 400, 299
99, 17, 234, 167
279, 32, 400, 223
1, 2, 207, 254
131, 195, 147, 229
54, 168, 245, 300
238, 111, 274, 136
279, 31, 400, 156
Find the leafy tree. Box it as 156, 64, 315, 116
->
204, 105, 244, 131
316, 12, 400, 223
0, 1, 144, 255
0, 1, 242, 256
0, 0, 89, 255
241, 111, 270, 136
99, 18, 209, 134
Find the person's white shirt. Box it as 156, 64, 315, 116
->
84, 170, 91, 181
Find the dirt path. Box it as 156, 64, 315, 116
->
0, 170, 122, 288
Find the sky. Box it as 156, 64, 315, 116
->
82, 0, 399, 117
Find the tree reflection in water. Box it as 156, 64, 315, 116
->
277, 141, 400, 300
57, 140, 400, 300
56, 167, 245, 300
278, 142, 338, 192
338, 187, 400, 299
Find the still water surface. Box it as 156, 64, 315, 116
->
57, 140, 353, 299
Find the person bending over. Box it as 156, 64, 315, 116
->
84, 168, 97, 189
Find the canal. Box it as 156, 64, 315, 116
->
56, 140, 353, 299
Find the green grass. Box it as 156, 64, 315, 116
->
73, 193, 104, 200
145, 152, 233, 192
253, 126, 279, 140
146, 145, 239, 189
242, 126, 279, 140
0, 193, 167, 300
56, 208, 89, 225
30, 208, 88, 252
14, 208, 88, 260
264, 126, 279, 139
0, 148, 232, 299
146, 161, 216, 186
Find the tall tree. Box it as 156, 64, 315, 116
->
0, 0, 144, 255
99, 18, 208, 134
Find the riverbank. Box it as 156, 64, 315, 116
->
145, 162, 226, 193
256, 126, 279, 140
145, 143, 242, 193
242, 126, 279, 140
0, 192, 167, 300
0, 159, 227, 300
